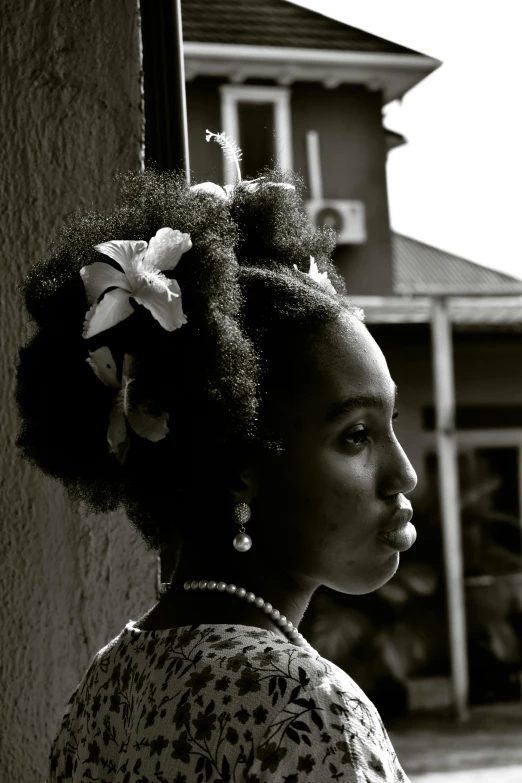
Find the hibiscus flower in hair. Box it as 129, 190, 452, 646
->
80, 227, 192, 339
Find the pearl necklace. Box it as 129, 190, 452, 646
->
159, 579, 314, 654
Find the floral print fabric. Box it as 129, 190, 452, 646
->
50, 622, 409, 782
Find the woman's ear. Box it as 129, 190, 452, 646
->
230, 464, 258, 505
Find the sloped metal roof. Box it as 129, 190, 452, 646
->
392, 232, 522, 296
182, 0, 422, 55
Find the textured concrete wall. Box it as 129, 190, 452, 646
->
1, 2, 156, 780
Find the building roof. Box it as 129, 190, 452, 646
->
392, 232, 522, 296
385, 127, 407, 153
182, 2, 441, 102
182, 0, 422, 55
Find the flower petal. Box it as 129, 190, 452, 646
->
190, 182, 229, 200
127, 405, 170, 442
94, 239, 148, 281
133, 279, 187, 332
80, 262, 131, 305
86, 346, 120, 388
107, 394, 130, 464
82, 289, 135, 339
319, 274, 336, 295
143, 228, 192, 272
307, 256, 336, 294
308, 256, 320, 278
120, 353, 170, 442
242, 177, 295, 193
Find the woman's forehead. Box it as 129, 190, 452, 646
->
305, 316, 395, 413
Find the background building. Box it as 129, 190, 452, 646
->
179, 0, 439, 296
171, 0, 522, 718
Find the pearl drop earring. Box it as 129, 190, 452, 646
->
232, 502, 252, 552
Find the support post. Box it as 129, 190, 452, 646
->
431, 298, 469, 720
306, 130, 323, 200
140, 0, 190, 180
140, 0, 190, 593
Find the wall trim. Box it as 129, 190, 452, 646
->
185, 42, 440, 70
219, 85, 293, 183
185, 42, 441, 103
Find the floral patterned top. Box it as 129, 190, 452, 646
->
49, 622, 409, 782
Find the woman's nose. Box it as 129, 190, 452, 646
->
383, 436, 418, 497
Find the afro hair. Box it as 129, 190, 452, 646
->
16, 168, 360, 550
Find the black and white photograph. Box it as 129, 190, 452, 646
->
3, 1, 522, 781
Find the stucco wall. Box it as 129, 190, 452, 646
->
1, 2, 156, 780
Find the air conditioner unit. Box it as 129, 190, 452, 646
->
305, 200, 366, 244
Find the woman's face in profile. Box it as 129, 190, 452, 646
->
253, 312, 418, 595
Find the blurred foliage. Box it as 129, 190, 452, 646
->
301, 560, 445, 717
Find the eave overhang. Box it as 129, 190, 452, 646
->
394, 283, 522, 296
385, 127, 407, 153
351, 296, 522, 325
184, 42, 441, 103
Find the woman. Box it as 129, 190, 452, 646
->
16, 163, 417, 782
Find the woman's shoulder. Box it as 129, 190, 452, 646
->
52, 622, 408, 782
93, 621, 366, 695
117, 621, 388, 740
83, 620, 373, 724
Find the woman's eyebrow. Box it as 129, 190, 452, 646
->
326, 383, 399, 422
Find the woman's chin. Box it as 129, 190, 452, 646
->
329, 552, 400, 595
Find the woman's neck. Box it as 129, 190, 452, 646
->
136, 589, 289, 638
138, 540, 316, 635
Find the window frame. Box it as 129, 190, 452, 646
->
219, 85, 293, 183
422, 427, 522, 536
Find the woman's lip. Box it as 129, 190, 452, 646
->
381, 507, 413, 532
378, 521, 417, 552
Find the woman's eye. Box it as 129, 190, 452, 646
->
392, 409, 399, 422
344, 425, 369, 446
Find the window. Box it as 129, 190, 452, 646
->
220, 85, 293, 182
425, 444, 521, 578
421, 431, 522, 704
422, 405, 522, 431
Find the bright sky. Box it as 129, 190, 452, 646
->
293, 0, 522, 280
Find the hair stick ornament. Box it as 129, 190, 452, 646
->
190, 130, 296, 199
205, 130, 243, 184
